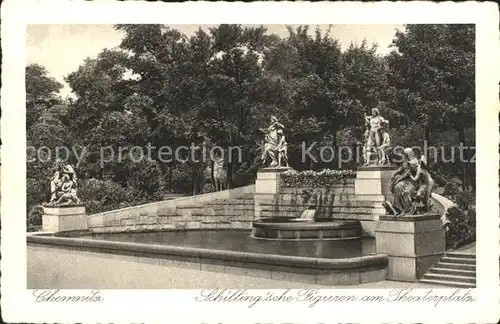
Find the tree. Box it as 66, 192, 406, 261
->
26, 64, 66, 216
116, 24, 283, 190
65, 48, 155, 197
387, 24, 475, 190
26, 64, 63, 128
265, 27, 388, 169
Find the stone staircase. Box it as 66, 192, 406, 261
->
199, 193, 257, 229
258, 199, 384, 219
420, 252, 476, 288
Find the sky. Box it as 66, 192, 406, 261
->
27, 24, 405, 97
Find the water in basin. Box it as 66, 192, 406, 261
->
82, 230, 375, 259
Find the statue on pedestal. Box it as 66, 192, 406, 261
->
47, 163, 81, 206
260, 116, 289, 168
383, 148, 435, 216
213, 154, 227, 191
362, 108, 391, 166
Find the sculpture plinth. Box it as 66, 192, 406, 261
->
355, 165, 397, 199
42, 204, 88, 233
255, 167, 292, 194
353, 165, 396, 236
254, 167, 292, 219
375, 213, 445, 282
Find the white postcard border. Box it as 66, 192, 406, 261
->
1, 1, 499, 323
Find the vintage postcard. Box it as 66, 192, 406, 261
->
1, 1, 499, 323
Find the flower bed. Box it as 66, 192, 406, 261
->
280, 169, 357, 188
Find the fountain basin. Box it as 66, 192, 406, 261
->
252, 217, 362, 240
28, 231, 387, 287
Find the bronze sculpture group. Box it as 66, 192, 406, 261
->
383, 148, 435, 216
47, 163, 81, 206
360, 108, 434, 216
260, 116, 289, 168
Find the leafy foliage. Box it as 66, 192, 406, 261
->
444, 206, 476, 250
78, 179, 141, 214
386, 24, 475, 190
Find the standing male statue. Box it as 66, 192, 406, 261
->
363, 107, 390, 166
260, 116, 289, 168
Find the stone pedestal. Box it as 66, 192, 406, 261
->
254, 167, 292, 219
355, 166, 397, 200
353, 166, 396, 235
375, 214, 445, 282
255, 167, 292, 194
42, 204, 88, 233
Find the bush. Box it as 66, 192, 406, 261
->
78, 179, 137, 214
125, 160, 163, 198
444, 205, 476, 250
454, 191, 475, 211
280, 169, 356, 188
27, 205, 43, 231
443, 182, 460, 199
170, 164, 193, 194
203, 183, 215, 193
432, 173, 449, 187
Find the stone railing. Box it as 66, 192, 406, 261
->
430, 193, 456, 225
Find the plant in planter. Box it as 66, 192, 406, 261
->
280, 169, 356, 188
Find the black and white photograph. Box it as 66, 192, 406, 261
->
1, 2, 499, 323
24, 21, 478, 288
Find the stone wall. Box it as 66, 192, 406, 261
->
269, 181, 356, 218
87, 185, 255, 233
261, 179, 384, 237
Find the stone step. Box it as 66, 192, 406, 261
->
205, 210, 255, 218
208, 206, 255, 213
176, 205, 205, 210
280, 188, 355, 195
260, 201, 385, 209
441, 256, 476, 265
188, 214, 253, 219
419, 278, 476, 288
428, 267, 476, 277
260, 206, 384, 215
200, 220, 232, 224
241, 192, 258, 197
445, 252, 476, 259
207, 200, 244, 204
210, 208, 255, 215
260, 209, 379, 216
281, 183, 354, 189
435, 262, 476, 271
207, 204, 253, 210
421, 273, 476, 284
